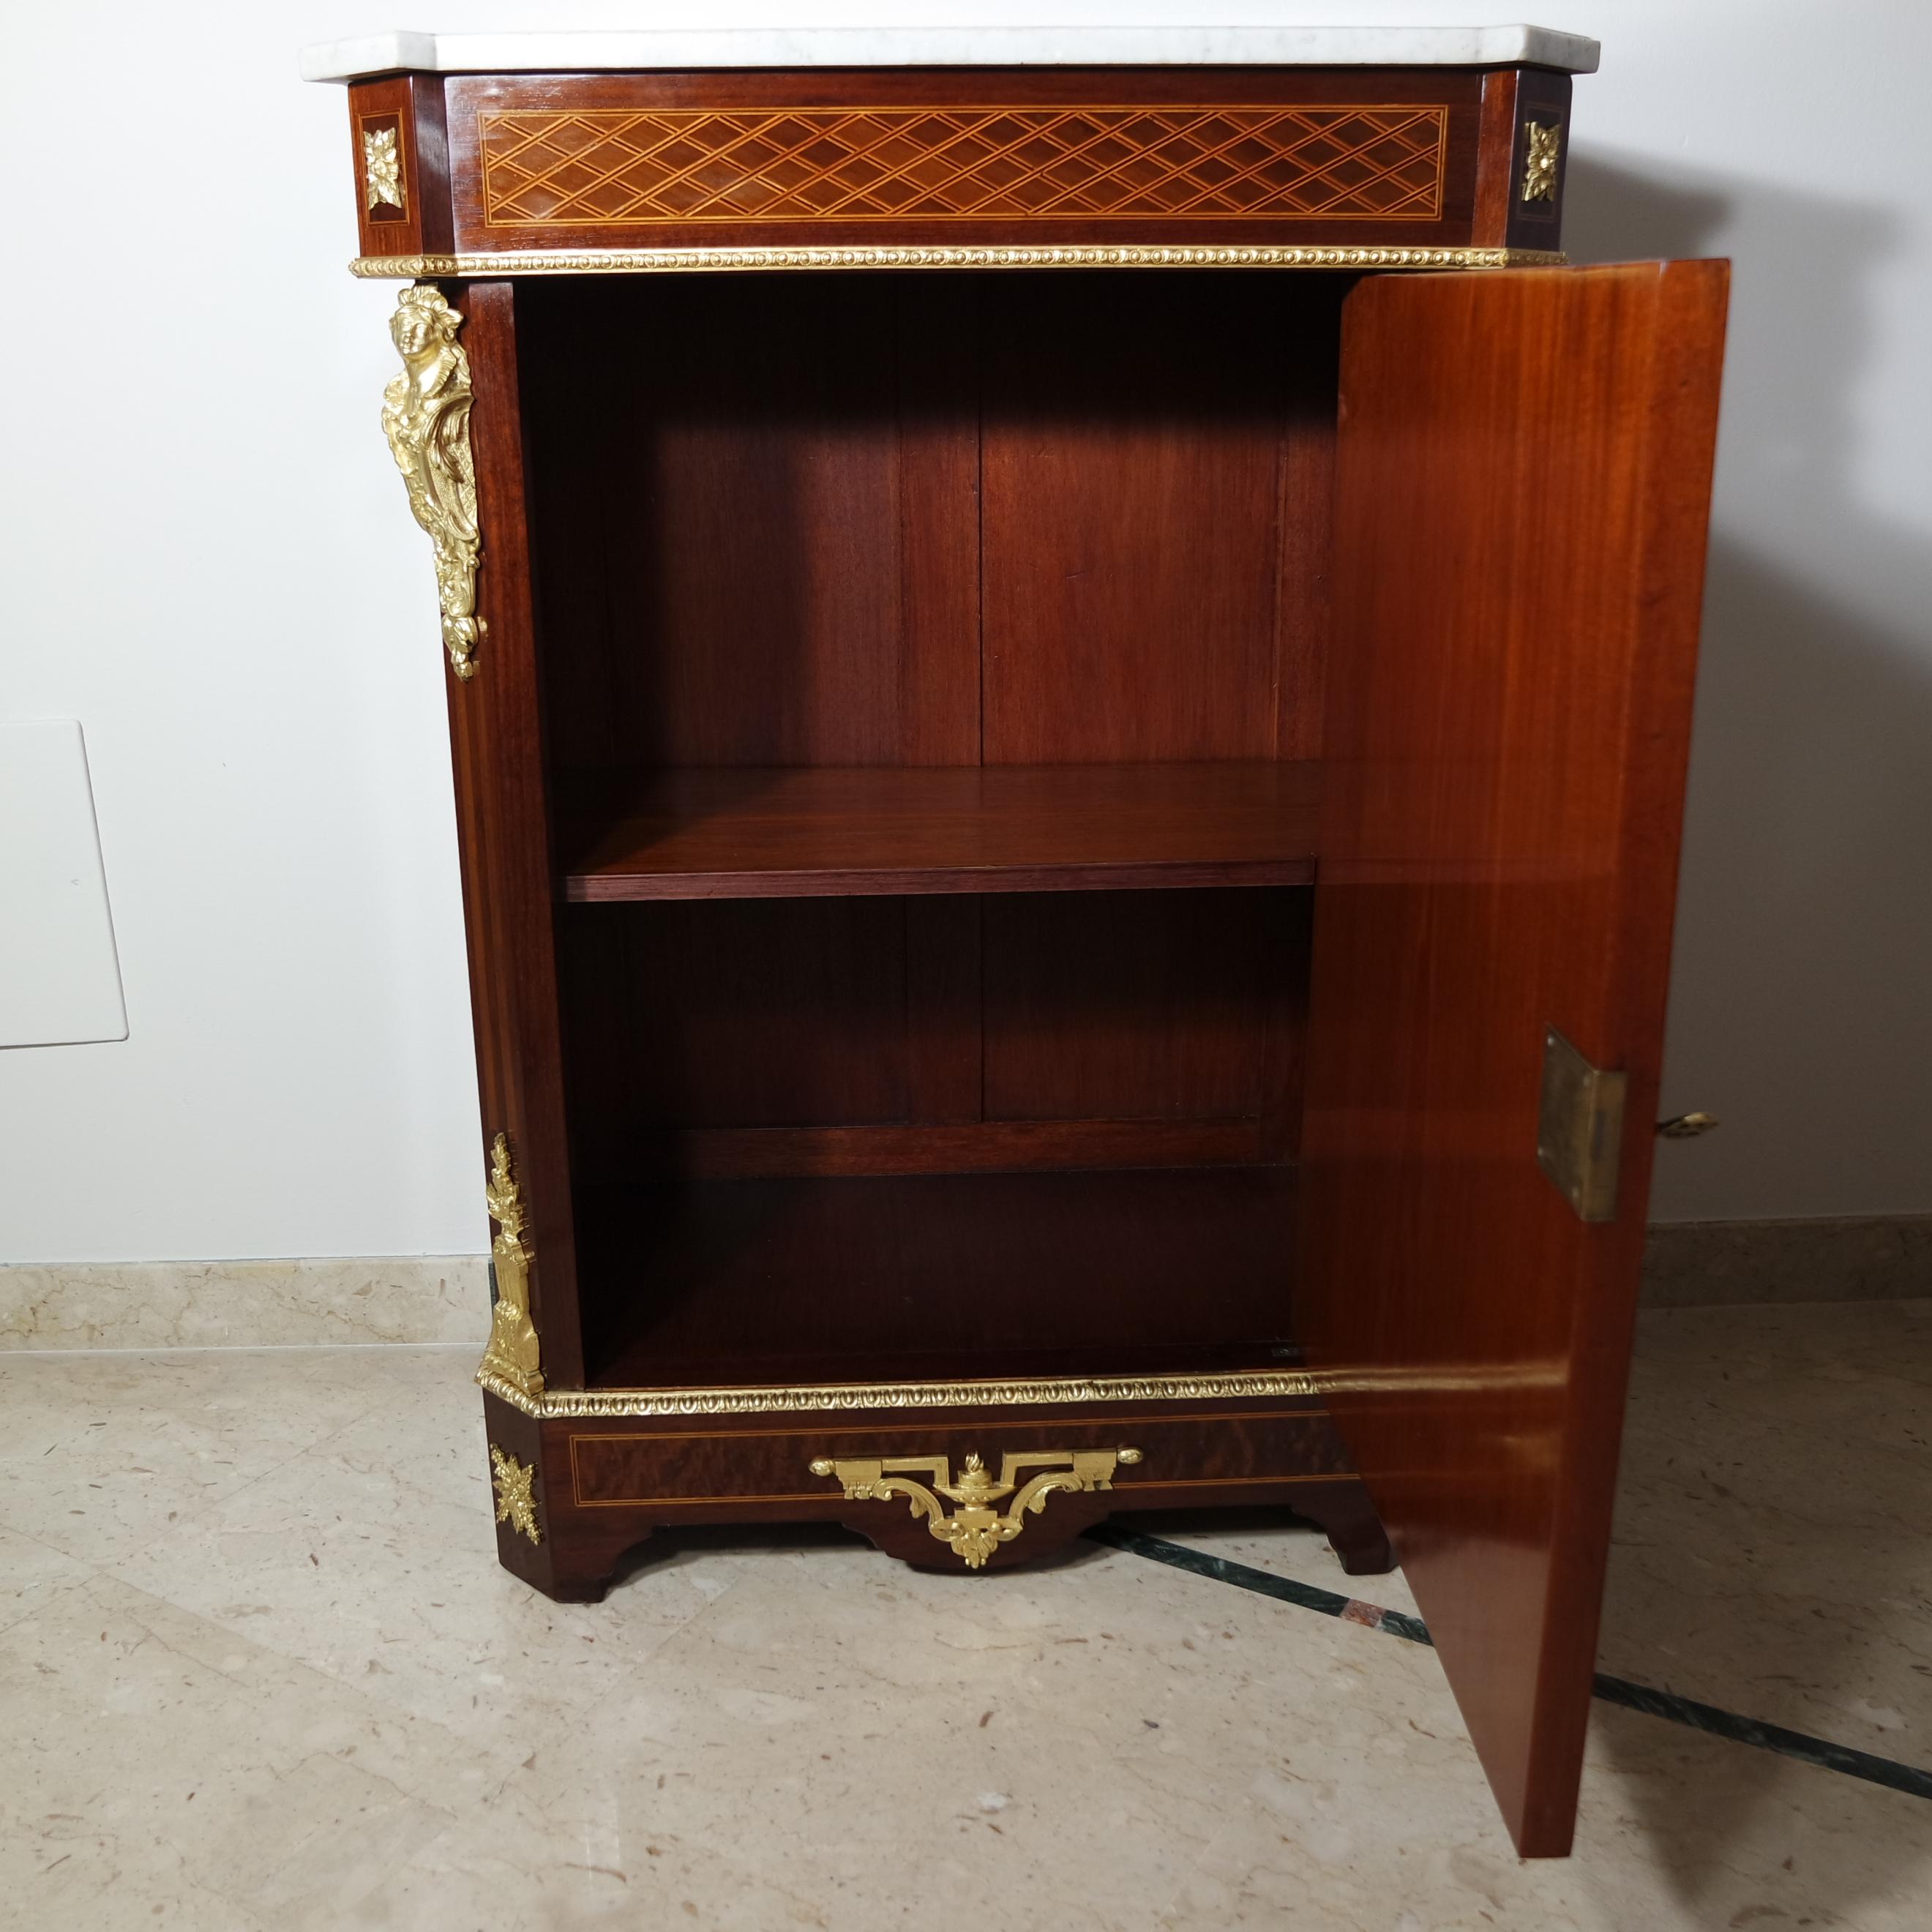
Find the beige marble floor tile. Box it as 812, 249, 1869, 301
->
1625, 1298, 1932, 1453
348, 1538, 1932, 1932
0, 1345, 473, 1568
1158, 1696, 1932, 1932
105, 1373, 745, 1764
0, 1570, 492, 1930
1601, 1302, 1932, 1764
1636, 1296, 1932, 1387
1566, 1704, 1932, 1932
1156, 1302, 1932, 1772
0, 1521, 95, 1636
5, 1311, 1931, 1928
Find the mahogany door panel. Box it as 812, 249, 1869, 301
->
1303, 261, 1727, 1854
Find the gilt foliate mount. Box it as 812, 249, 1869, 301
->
479, 1132, 544, 1397
381, 286, 486, 679
810, 1448, 1140, 1569
490, 1444, 542, 1545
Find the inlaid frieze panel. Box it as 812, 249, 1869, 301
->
566, 1407, 1357, 1508
476, 103, 1449, 228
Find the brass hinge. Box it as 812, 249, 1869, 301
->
1536, 1026, 1627, 1223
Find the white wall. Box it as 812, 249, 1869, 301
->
3, 1, 1927, 1262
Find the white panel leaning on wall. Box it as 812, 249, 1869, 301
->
0, 719, 127, 1049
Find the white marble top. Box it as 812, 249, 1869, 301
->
300, 25, 1600, 84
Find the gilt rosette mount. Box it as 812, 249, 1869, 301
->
362, 125, 404, 212
810, 1447, 1141, 1569
380, 285, 486, 679
1522, 121, 1562, 202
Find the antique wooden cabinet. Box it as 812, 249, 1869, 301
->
306, 26, 1725, 1856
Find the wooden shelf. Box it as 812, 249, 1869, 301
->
558, 761, 1321, 902
578, 1166, 1298, 1388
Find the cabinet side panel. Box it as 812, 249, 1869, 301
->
450, 279, 584, 1384
348, 75, 452, 258
1471, 68, 1571, 252
1305, 261, 1726, 1854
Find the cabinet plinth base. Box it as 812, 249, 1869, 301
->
480, 1385, 1391, 1601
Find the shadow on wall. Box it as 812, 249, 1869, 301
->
1565, 154, 1932, 1223
1570, 160, 1932, 1920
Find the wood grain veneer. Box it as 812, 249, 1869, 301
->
1303, 259, 1728, 1855
577, 1164, 1298, 1389
518, 272, 1341, 777
447, 280, 585, 1387
442, 68, 1491, 255
486, 1385, 1393, 1596
326, 47, 1723, 1864
559, 762, 1321, 900
553, 887, 1308, 1184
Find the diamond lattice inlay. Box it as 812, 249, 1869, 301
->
477, 105, 1447, 228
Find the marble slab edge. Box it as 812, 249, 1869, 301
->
299, 25, 1602, 84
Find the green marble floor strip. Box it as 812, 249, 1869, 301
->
1087, 1524, 1932, 1805
1585, 1675, 1932, 1802
1087, 1521, 1434, 1643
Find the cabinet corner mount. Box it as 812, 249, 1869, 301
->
379, 285, 486, 681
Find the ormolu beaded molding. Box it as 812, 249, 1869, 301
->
476, 1365, 1321, 1418
351, 243, 1567, 280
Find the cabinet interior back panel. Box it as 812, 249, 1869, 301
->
981, 889, 1276, 1121
557, 898, 915, 1140
526, 272, 1336, 1175
978, 274, 1324, 763
523, 275, 978, 770
520, 272, 1340, 774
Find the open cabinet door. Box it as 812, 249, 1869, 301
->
1303, 261, 1728, 1855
